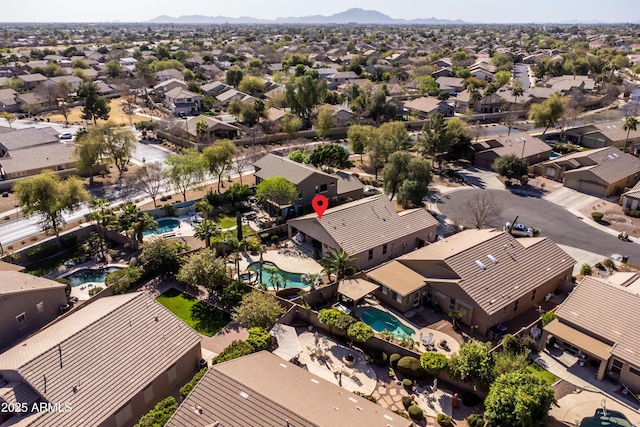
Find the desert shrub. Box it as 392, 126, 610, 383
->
408, 405, 424, 420
179, 368, 208, 399
624, 208, 640, 218
591, 211, 604, 221
353, 391, 377, 403
462, 391, 482, 407
402, 396, 414, 409
246, 327, 270, 351
437, 413, 453, 426
88, 286, 104, 296
466, 413, 485, 427
580, 263, 592, 276
397, 356, 427, 379
389, 353, 402, 368
370, 350, 388, 366
420, 352, 448, 374
402, 378, 414, 389
603, 258, 616, 272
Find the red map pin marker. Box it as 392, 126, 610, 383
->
312, 195, 329, 220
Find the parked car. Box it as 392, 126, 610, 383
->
59, 132, 73, 140
504, 222, 533, 237
363, 186, 380, 196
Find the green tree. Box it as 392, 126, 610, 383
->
0, 112, 16, 128
165, 149, 207, 201
193, 219, 219, 248
494, 70, 512, 87
203, 139, 236, 193
140, 237, 182, 277
232, 291, 285, 330
492, 350, 530, 378
319, 248, 358, 281
347, 321, 374, 343
133, 396, 177, 427
246, 327, 271, 351
420, 352, 449, 374
117, 204, 158, 242
78, 82, 110, 124
177, 248, 229, 292
288, 149, 309, 164
285, 73, 326, 119
449, 340, 494, 390
309, 144, 354, 170
528, 93, 567, 134
195, 119, 209, 144
484, 372, 554, 427
238, 76, 266, 95
417, 75, 439, 95
396, 157, 432, 208
623, 115, 638, 150
222, 280, 251, 307
348, 124, 374, 163
98, 122, 137, 175
419, 112, 450, 168
224, 183, 252, 205
281, 114, 302, 139
225, 67, 244, 87
319, 308, 356, 337
383, 151, 413, 200
73, 131, 103, 185
377, 121, 410, 153
493, 154, 528, 182
105, 61, 122, 78
255, 176, 298, 207
106, 266, 143, 294
315, 105, 334, 141
14, 171, 89, 239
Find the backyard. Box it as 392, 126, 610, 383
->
526, 361, 558, 385
156, 288, 231, 337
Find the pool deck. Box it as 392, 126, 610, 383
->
145, 216, 195, 238
238, 244, 323, 275
64, 263, 128, 300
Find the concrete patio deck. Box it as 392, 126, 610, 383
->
296, 330, 377, 395
237, 242, 323, 275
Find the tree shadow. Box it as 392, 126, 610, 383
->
191, 301, 232, 337
507, 184, 547, 198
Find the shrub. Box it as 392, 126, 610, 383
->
580, 263, 592, 276
389, 353, 402, 368
88, 286, 104, 296
60, 234, 77, 249
347, 321, 374, 342
370, 350, 388, 366
462, 391, 481, 407
520, 175, 529, 185
353, 391, 377, 403
420, 352, 448, 374
624, 208, 640, 218
603, 258, 616, 272
437, 413, 453, 426
408, 405, 424, 421
163, 204, 176, 216
591, 211, 604, 221
106, 266, 143, 294
402, 378, 414, 389
501, 334, 519, 354
134, 396, 177, 427
518, 335, 538, 352
401, 396, 414, 409
180, 368, 208, 399
466, 413, 485, 427
211, 340, 255, 365
25, 241, 59, 260
397, 356, 427, 379
246, 327, 270, 351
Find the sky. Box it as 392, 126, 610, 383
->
2, 0, 639, 23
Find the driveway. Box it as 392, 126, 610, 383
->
436, 189, 640, 263
544, 187, 600, 211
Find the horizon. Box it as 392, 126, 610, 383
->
1, 1, 639, 24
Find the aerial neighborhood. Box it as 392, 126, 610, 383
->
1, 7, 640, 427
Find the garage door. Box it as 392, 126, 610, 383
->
578, 181, 607, 196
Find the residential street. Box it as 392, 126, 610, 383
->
436, 188, 640, 263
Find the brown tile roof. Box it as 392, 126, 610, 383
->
337, 278, 379, 301
0, 292, 201, 427
563, 147, 640, 185
388, 229, 574, 314
594, 120, 640, 142
404, 96, 447, 114
0, 143, 75, 174
482, 132, 552, 159
553, 276, 640, 367
0, 271, 66, 296
254, 153, 334, 185
289, 196, 437, 256
367, 260, 430, 296
167, 351, 412, 427
0, 127, 59, 151
334, 171, 364, 196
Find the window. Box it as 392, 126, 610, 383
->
320, 184, 328, 193
315, 185, 319, 194
16, 313, 27, 330
381, 286, 388, 295
513, 300, 519, 312
143, 385, 155, 404
531, 289, 537, 301
502, 307, 507, 315
36, 302, 44, 314
368, 249, 373, 260
297, 190, 302, 199
629, 366, 640, 377
611, 359, 623, 375
382, 244, 387, 255
395, 293, 403, 303
449, 298, 456, 311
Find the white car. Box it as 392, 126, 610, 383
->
504, 222, 533, 237
363, 186, 380, 196
59, 132, 73, 140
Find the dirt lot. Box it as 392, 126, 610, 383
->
43, 99, 153, 126
578, 198, 640, 238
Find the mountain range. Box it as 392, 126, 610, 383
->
149, 8, 466, 25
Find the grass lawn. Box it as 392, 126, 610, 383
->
526, 361, 558, 385
24, 246, 86, 277
214, 213, 254, 236
156, 288, 230, 337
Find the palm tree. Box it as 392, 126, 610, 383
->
301, 273, 322, 291
118, 204, 157, 242
257, 244, 267, 285
193, 219, 219, 248
264, 265, 288, 291
623, 116, 638, 151
223, 237, 244, 276
194, 199, 215, 220
88, 198, 113, 260
195, 119, 209, 144
468, 86, 482, 112
319, 248, 358, 282
508, 84, 524, 135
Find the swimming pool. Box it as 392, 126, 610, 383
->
360, 308, 415, 339
247, 261, 308, 289
143, 218, 180, 235
65, 267, 123, 287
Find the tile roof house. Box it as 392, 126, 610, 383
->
622, 180, 640, 211
152, 78, 187, 97
435, 76, 465, 94
545, 75, 596, 93
367, 229, 574, 332
0, 271, 67, 352
542, 147, 640, 197
403, 97, 454, 118
542, 275, 640, 390
167, 351, 413, 427
164, 87, 201, 116
184, 115, 240, 141
0, 292, 202, 427
564, 120, 640, 149
254, 153, 363, 217
288, 195, 437, 270
154, 68, 184, 82
471, 132, 553, 169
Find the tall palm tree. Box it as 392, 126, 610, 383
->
508, 84, 524, 135
88, 198, 113, 260
223, 237, 244, 276
118, 204, 157, 242
193, 219, 219, 248
195, 119, 209, 144
623, 116, 638, 151
264, 265, 288, 291
468, 86, 482, 112
257, 244, 267, 285
319, 248, 358, 282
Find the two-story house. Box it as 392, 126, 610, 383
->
164, 87, 201, 116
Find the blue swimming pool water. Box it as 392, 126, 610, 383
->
65, 267, 123, 287
360, 308, 415, 339
143, 219, 180, 235
247, 261, 308, 289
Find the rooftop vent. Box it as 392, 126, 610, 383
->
487, 254, 498, 264
239, 391, 249, 399
475, 260, 487, 270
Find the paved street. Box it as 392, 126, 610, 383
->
131, 140, 174, 165
436, 188, 640, 263
513, 63, 532, 90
